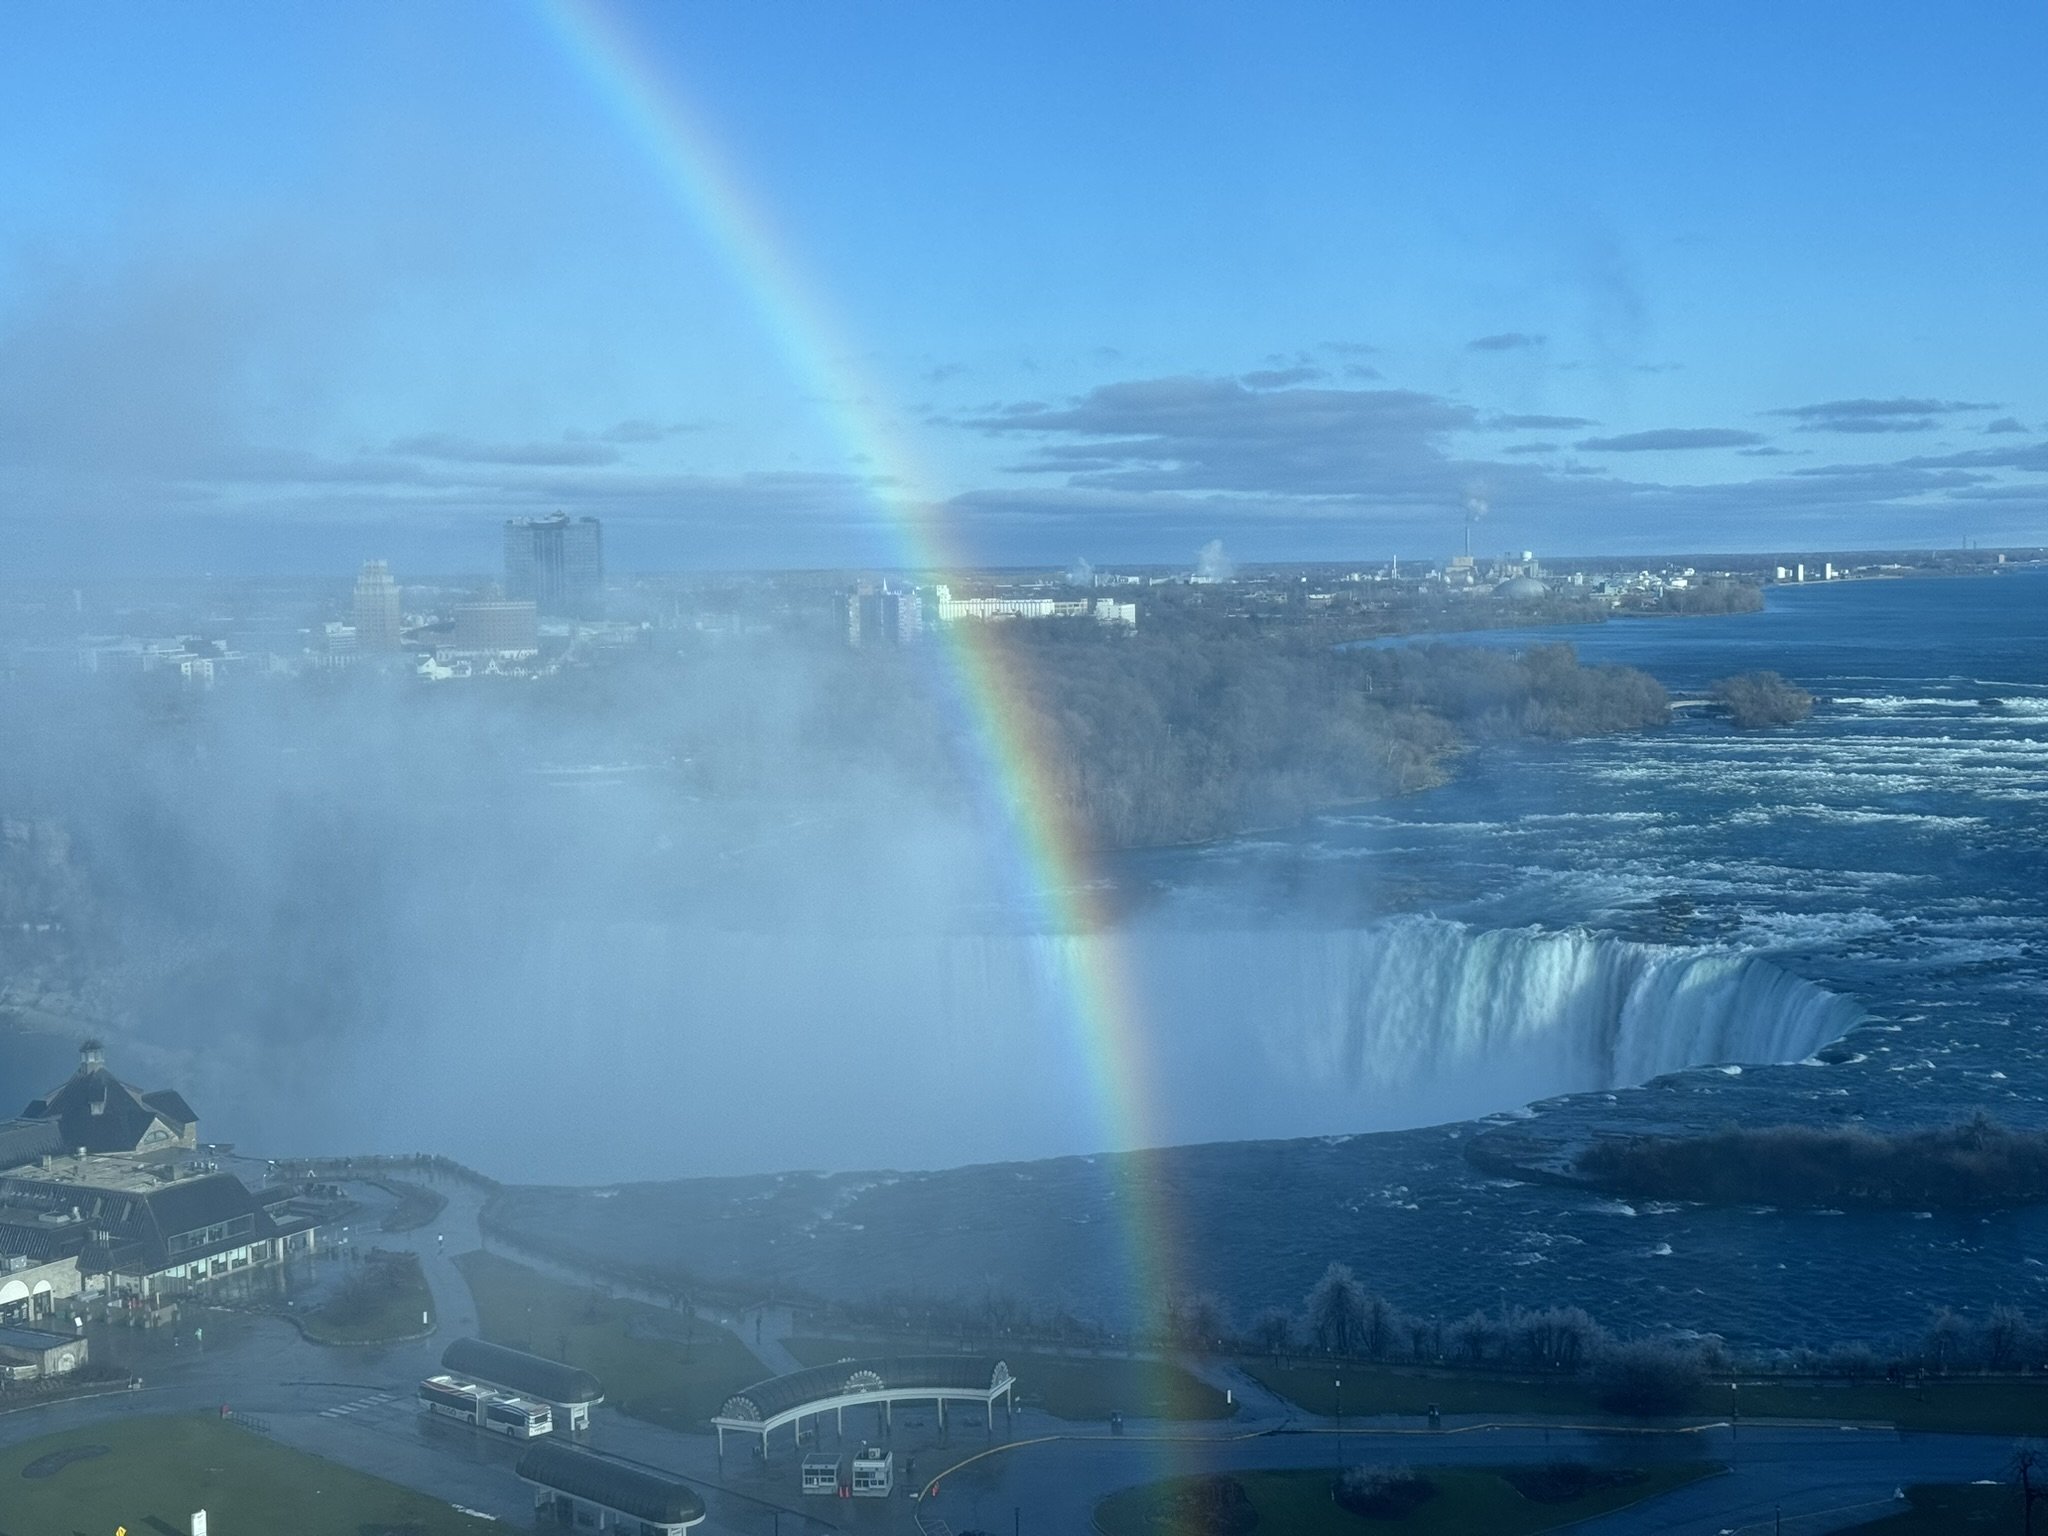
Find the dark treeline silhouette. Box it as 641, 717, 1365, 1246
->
1576, 1115, 2048, 1209
988, 632, 1670, 848
1652, 583, 1765, 616
1590, 1340, 1705, 1414
474, 1183, 2048, 1394
1285, 1261, 1608, 1375
666, 628, 1672, 851
1709, 669, 1815, 728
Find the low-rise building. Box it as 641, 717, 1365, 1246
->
451, 599, 540, 656
930, 585, 1136, 627
0, 1324, 87, 1379
0, 1251, 81, 1326
0, 1163, 317, 1301
21, 1040, 195, 1157
0, 1044, 320, 1305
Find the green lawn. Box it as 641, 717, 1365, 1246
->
0, 1413, 496, 1536
1728, 1378, 2048, 1435
375, 1177, 449, 1233
1839, 1482, 2021, 1533
457, 1250, 767, 1430
301, 1251, 434, 1344
1096, 1463, 1721, 1536
1246, 1361, 2048, 1436
1243, 1359, 1594, 1419
784, 1335, 1234, 1421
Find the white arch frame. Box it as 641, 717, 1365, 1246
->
712, 1364, 1014, 1460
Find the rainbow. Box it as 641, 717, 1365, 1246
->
535, 0, 1181, 1332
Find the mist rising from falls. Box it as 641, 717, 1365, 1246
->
261, 915, 1862, 1182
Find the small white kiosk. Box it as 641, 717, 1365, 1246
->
801, 1455, 840, 1495
850, 1445, 893, 1497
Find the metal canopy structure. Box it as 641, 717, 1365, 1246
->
443, 1336, 602, 1428
515, 1442, 704, 1532
712, 1355, 1014, 1458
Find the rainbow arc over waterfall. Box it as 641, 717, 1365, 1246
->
539, 0, 1180, 1326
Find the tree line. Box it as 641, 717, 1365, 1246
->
988, 632, 1671, 848
1575, 1115, 2048, 1209
1709, 669, 1815, 727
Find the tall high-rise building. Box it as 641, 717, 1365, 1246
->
352, 560, 403, 651
503, 513, 604, 618
845, 582, 923, 646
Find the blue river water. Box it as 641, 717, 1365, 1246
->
510, 570, 2048, 1352
1123, 571, 2048, 1349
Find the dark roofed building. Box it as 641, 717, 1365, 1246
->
444, 1337, 603, 1430
0, 1209, 93, 1266
516, 1442, 703, 1532
0, 1045, 313, 1312
0, 1119, 62, 1174
0, 1167, 318, 1299
21, 1042, 197, 1157
121, 1174, 279, 1275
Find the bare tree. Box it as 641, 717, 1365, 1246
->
1361, 1294, 1398, 1360
2015, 1444, 2045, 1536
1167, 1292, 1227, 1354
1922, 1307, 1972, 1373
1449, 1310, 1498, 1366
1510, 1306, 1603, 1373
1405, 1316, 1432, 1362
1306, 1263, 1369, 1356
981, 1284, 1020, 1338
1986, 1304, 2028, 1370
1592, 1340, 1704, 1416
1249, 1307, 1293, 1360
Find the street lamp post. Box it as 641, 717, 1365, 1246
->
1335, 1377, 1344, 1469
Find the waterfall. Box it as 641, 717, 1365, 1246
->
300, 914, 1865, 1181
1197, 917, 1860, 1092
916, 917, 1861, 1154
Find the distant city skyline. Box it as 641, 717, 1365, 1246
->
2, 2, 2045, 575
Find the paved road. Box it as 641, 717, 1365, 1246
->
0, 1169, 2029, 1535
905, 1417, 2028, 1535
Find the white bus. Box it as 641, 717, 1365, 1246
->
483, 1394, 554, 1439
418, 1374, 553, 1438
420, 1374, 487, 1423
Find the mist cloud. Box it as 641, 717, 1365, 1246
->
1466, 332, 1546, 352
1575, 428, 1767, 452
1768, 397, 2000, 434
0, 640, 1019, 1176
388, 432, 622, 467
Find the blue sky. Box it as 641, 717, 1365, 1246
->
2, 1, 2045, 574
